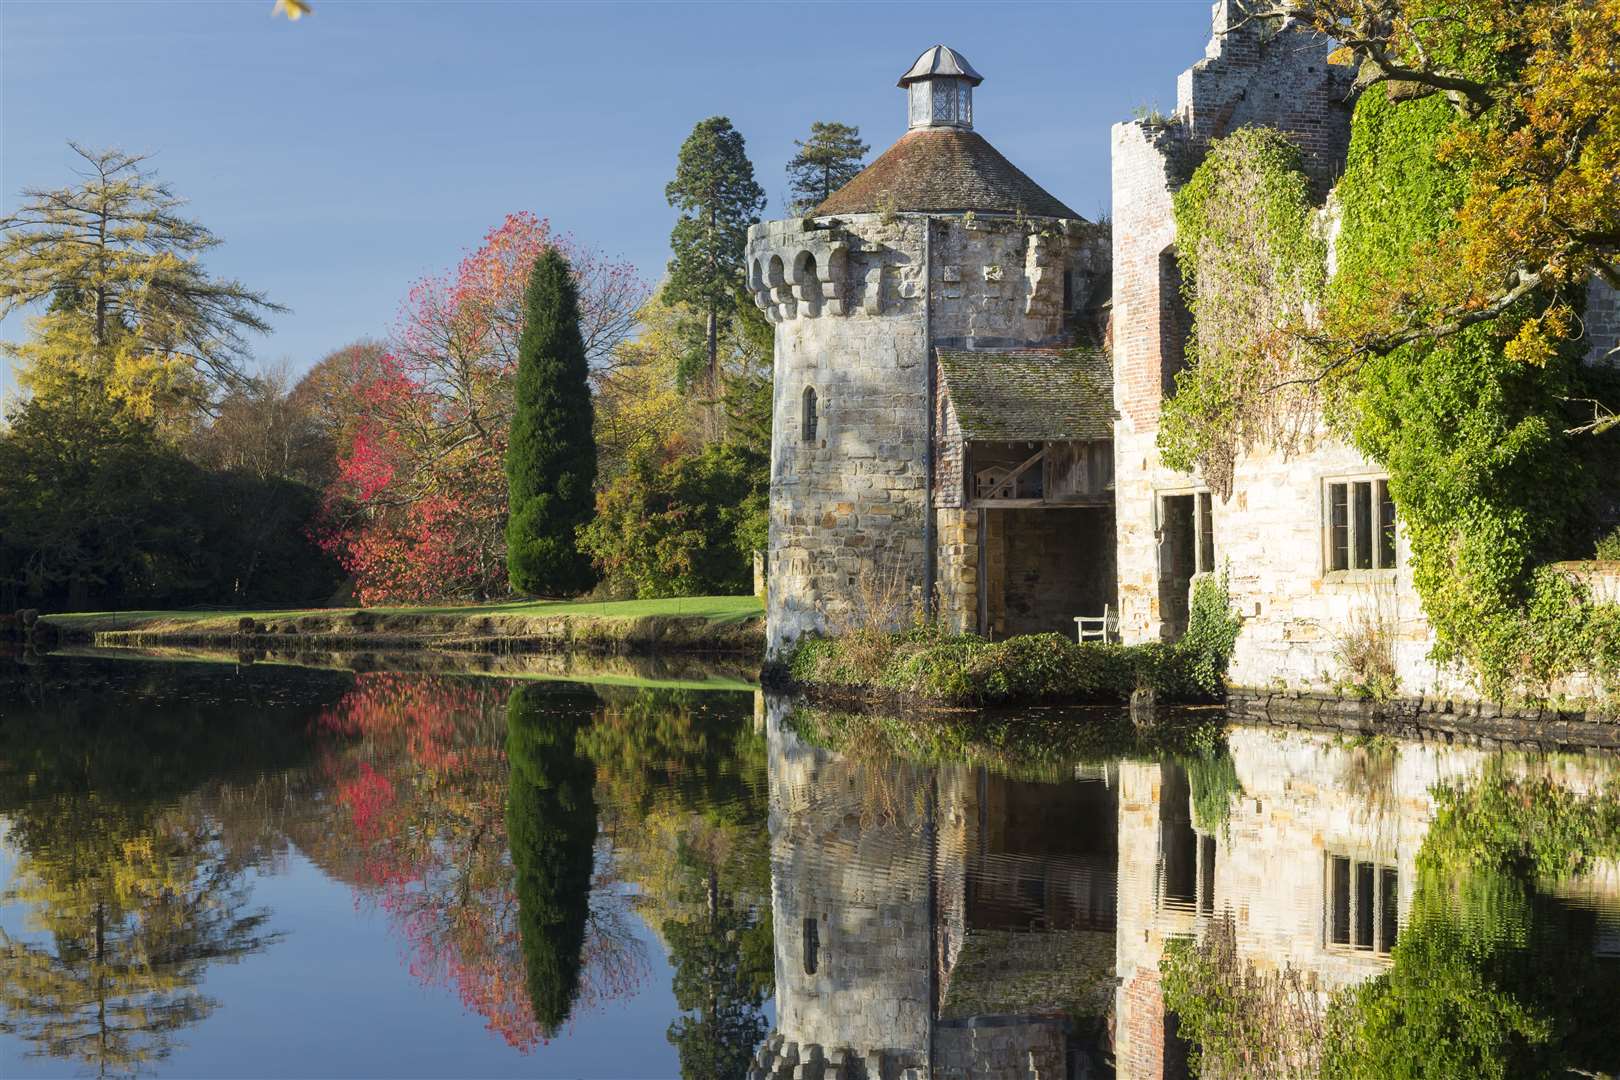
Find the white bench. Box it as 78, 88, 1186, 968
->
1074, 604, 1118, 643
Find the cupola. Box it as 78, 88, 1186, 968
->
899, 45, 983, 131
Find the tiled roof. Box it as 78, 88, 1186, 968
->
814, 128, 1080, 219
938, 347, 1114, 441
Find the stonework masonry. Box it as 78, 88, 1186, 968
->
753, 211, 1107, 654
1108, 1, 1618, 702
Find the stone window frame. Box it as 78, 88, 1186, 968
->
1155, 486, 1217, 576
1323, 850, 1399, 956
1321, 473, 1397, 579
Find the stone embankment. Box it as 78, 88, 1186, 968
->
1228, 688, 1620, 750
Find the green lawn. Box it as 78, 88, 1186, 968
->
45, 594, 764, 633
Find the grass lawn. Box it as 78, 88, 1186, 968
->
45, 594, 765, 633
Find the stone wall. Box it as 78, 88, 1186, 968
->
987, 507, 1116, 639
753, 213, 1108, 655
753, 215, 933, 656
1109, 0, 1461, 697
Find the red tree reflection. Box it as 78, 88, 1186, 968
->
315, 674, 646, 1050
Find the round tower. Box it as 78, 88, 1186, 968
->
750, 46, 1111, 654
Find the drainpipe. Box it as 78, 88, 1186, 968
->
923, 216, 937, 622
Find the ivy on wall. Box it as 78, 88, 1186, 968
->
1162, 85, 1620, 701
1160, 127, 1326, 498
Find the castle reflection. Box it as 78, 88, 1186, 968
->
757, 701, 1620, 1080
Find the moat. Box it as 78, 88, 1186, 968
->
2, 650, 1616, 1079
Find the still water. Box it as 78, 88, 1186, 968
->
1, 650, 1616, 1079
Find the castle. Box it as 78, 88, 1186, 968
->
753, 5, 1619, 702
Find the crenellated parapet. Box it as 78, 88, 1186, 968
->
746, 215, 927, 325
747, 213, 1106, 332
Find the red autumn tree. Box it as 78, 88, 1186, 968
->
320, 213, 644, 604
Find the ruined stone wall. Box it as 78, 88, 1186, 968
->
1177, 1, 1355, 197
1108, 1, 1452, 697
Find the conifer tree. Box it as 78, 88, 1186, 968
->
785, 122, 869, 215
0, 143, 282, 418
505, 249, 597, 596
662, 117, 767, 408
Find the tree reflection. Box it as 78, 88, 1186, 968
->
507, 684, 598, 1036
315, 674, 647, 1049
0, 663, 329, 1078
578, 688, 773, 1078
1, 806, 280, 1078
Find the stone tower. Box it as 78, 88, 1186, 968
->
750, 46, 1112, 654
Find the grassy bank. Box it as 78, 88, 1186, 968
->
782, 627, 1223, 708
44, 595, 765, 655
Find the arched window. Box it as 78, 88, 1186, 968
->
802, 386, 818, 443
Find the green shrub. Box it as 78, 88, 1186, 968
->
1182, 571, 1243, 694
1595, 525, 1620, 561
783, 625, 1219, 706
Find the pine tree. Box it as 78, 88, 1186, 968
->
0, 143, 282, 417
785, 121, 869, 215
505, 249, 597, 596
662, 117, 767, 414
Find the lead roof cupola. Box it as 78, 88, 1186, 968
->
899, 44, 983, 130
812, 45, 1080, 220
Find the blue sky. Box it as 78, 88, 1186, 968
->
2, 0, 1212, 391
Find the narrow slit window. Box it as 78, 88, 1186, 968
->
802, 917, 819, 974
802, 386, 818, 443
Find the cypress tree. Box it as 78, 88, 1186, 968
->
506, 685, 597, 1038
506, 249, 597, 596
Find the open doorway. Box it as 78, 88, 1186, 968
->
1158, 492, 1213, 640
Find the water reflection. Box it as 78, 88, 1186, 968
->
3, 653, 1617, 1079
0, 656, 772, 1077
762, 705, 1620, 1080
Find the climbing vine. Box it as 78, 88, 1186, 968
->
1162, 84, 1620, 701
1330, 86, 1620, 699
1160, 127, 1326, 497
